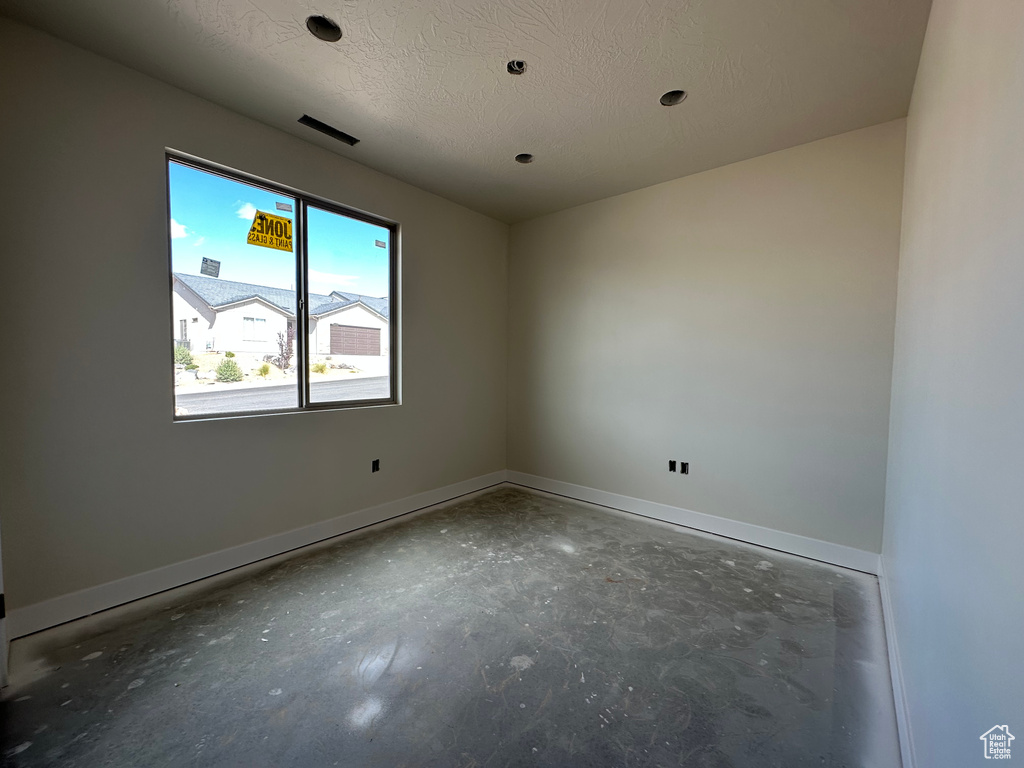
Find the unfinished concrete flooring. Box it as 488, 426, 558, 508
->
1, 487, 900, 767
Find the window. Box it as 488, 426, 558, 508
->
167, 155, 397, 419
242, 317, 267, 342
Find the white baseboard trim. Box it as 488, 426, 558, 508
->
507, 472, 881, 574
9, 470, 882, 637
877, 559, 916, 768
7, 471, 508, 640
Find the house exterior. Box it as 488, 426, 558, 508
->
172, 272, 389, 363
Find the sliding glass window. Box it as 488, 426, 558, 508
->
167, 156, 397, 419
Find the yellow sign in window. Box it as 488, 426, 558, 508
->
247, 210, 293, 252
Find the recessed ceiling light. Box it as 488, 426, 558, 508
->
507, 60, 527, 75
660, 90, 688, 106
306, 15, 342, 42
515, 153, 534, 164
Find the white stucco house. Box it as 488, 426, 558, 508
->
172, 272, 389, 362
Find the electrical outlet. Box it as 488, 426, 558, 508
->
669, 460, 677, 472
371, 458, 380, 473
679, 461, 689, 475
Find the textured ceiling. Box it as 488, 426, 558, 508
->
1, 0, 931, 222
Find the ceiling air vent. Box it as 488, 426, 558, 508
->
297, 115, 360, 146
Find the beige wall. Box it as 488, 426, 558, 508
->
883, 1, 1024, 765
0, 19, 508, 611
508, 120, 906, 552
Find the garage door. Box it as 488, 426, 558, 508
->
330, 324, 381, 356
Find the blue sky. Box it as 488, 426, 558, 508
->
168, 161, 391, 298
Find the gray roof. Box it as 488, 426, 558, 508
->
174, 273, 389, 320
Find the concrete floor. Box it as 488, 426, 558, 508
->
1, 487, 900, 767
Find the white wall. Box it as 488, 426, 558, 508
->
0, 19, 507, 614
215, 301, 289, 356
883, 1, 1024, 765
508, 121, 906, 553
171, 290, 215, 352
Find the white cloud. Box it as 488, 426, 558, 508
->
192, 236, 206, 247
308, 269, 359, 295
170, 219, 188, 239
236, 202, 257, 220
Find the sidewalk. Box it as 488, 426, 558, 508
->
174, 368, 382, 394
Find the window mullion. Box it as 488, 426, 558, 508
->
296, 199, 310, 408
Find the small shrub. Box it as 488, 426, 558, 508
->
311, 362, 328, 374
257, 363, 270, 378
185, 363, 199, 371
216, 358, 244, 382
224, 351, 235, 358
173, 345, 194, 366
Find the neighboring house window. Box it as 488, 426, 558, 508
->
242, 317, 266, 341
167, 155, 397, 419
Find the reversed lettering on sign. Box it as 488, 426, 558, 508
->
247, 211, 293, 252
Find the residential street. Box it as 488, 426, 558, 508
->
176, 376, 389, 415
